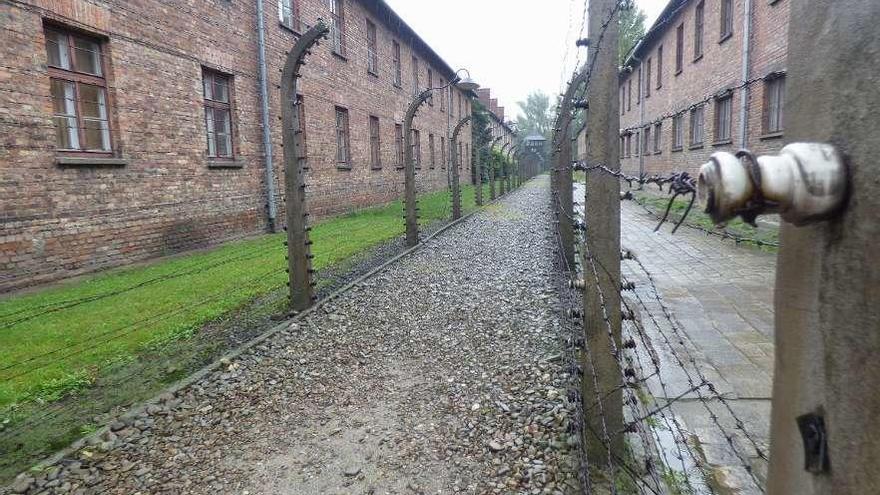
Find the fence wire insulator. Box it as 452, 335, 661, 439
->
621, 281, 636, 291
621, 249, 635, 260
570, 279, 586, 290
572, 220, 587, 232
624, 367, 637, 379
623, 339, 637, 349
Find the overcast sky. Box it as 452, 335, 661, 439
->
383, 0, 665, 120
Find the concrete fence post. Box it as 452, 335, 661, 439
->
767, 1, 880, 493
582, 0, 623, 462
403, 89, 433, 247
282, 22, 329, 312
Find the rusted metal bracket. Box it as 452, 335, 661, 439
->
282, 21, 329, 312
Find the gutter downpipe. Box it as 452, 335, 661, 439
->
256, 0, 278, 232
738, 0, 753, 149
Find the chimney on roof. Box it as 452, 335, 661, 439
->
476, 88, 491, 107
497, 106, 505, 122
489, 98, 499, 116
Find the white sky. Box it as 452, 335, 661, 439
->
384, 0, 666, 120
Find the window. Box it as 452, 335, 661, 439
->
642, 127, 650, 155
634, 131, 640, 157
329, 0, 345, 56
366, 20, 377, 75
392, 41, 402, 86
440, 136, 446, 168
466, 143, 470, 171
458, 142, 463, 169
412, 129, 421, 169
620, 86, 625, 115
694, 1, 704, 60
278, 0, 298, 31
439, 79, 446, 111
429, 133, 435, 168
720, 0, 734, 40
395, 124, 404, 168
202, 69, 234, 159
625, 134, 631, 158
411, 56, 419, 96
636, 67, 641, 104
653, 122, 662, 153
46, 26, 112, 153
335, 107, 350, 166
620, 136, 625, 157
427, 69, 434, 106
369, 115, 380, 169
714, 93, 733, 143
656, 45, 664, 89
645, 58, 652, 98
764, 75, 785, 134
627, 79, 632, 111
672, 113, 684, 151
457, 92, 463, 118
675, 24, 684, 74
689, 104, 705, 146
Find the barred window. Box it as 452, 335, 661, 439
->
46, 26, 112, 153
203, 69, 234, 159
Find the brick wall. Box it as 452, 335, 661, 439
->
617, 0, 789, 178
0, 0, 473, 291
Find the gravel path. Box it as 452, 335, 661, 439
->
6, 177, 583, 495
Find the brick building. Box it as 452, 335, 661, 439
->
0, 0, 475, 291
616, 0, 789, 178
475, 87, 516, 149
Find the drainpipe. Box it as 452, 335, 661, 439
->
738, 0, 753, 148
256, 0, 278, 232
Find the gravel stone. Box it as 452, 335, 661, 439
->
4, 178, 581, 495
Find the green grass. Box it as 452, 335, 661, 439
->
0, 183, 490, 412
632, 191, 779, 251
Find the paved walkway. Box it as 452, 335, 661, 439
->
6, 178, 584, 495
619, 200, 776, 493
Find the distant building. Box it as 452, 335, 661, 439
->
617, 0, 790, 178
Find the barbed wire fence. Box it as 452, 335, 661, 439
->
551, 0, 771, 493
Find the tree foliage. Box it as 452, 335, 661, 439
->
515, 91, 555, 143
619, 2, 647, 65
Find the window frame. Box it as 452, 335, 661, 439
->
369, 115, 381, 169
392, 40, 402, 87
411, 55, 420, 96
675, 23, 684, 75
202, 68, 237, 161
694, 1, 705, 61
427, 69, 434, 106
645, 58, 652, 98
653, 122, 662, 154
46, 25, 115, 156
642, 126, 651, 156
439, 78, 446, 111
334, 106, 351, 168
395, 123, 404, 169
440, 136, 446, 169
429, 133, 436, 168
278, 0, 299, 32
412, 128, 421, 169
656, 45, 664, 89
763, 74, 786, 136
720, 0, 734, 42
689, 104, 705, 147
329, 0, 346, 57
672, 113, 684, 151
714, 93, 733, 144
366, 19, 378, 76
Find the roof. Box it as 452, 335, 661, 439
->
365, 0, 459, 80
622, 0, 688, 70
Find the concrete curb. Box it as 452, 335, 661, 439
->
9, 181, 534, 484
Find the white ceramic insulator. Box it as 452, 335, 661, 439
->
697, 143, 847, 226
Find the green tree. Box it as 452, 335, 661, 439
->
515, 91, 555, 143
619, 2, 646, 65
